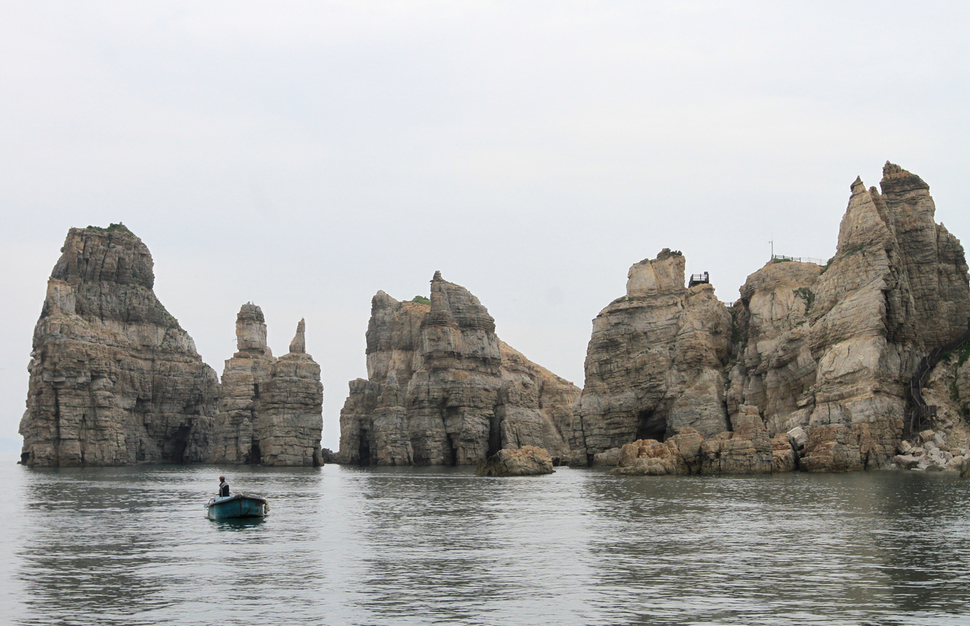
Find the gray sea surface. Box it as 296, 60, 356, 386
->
2, 451, 970, 625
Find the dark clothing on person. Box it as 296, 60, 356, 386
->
219, 481, 230, 497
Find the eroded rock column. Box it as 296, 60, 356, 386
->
338, 272, 579, 465
19, 224, 219, 467
211, 306, 323, 466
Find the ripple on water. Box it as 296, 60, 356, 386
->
3, 462, 970, 625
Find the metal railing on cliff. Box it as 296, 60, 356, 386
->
908, 322, 970, 434
771, 254, 827, 266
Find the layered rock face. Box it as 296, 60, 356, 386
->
579, 163, 970, 472
266, 319, 324, 466
337, 272, 580, 465
20, 225, 324, 467
569, 249, 733, 464
732, 163, 969, 470
210, 307, 324, 466
19, 225, 219, 466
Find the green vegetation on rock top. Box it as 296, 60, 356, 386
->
85, 223, 132, 234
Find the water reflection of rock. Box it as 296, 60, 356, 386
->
577, 472, 967, 622
343, 467, 602, 622
873, 473, 970, 614
13, 465, 328, 623
6, 465, 970, 623
348, 468, 513, 620
17, 468, 171, 616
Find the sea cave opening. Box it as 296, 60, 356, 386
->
170, 423, 191, 463
446, 434, 459, 466
487, 413, 502, 458
636, 409, 667, 442
358, 429, 371, 466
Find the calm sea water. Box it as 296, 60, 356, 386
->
2, 452, 970, 625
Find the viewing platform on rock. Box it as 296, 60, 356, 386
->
688, 272, 709, 287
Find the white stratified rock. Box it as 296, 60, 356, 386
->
570, 249, 732, 464
20, 225, 219, 467
626, 249, 686, 297
732, 164, 969, 471
210, 304, 323, 466
582, 162, 970, 474
337, 273, 579, 466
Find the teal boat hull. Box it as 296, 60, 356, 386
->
205, 494, 268, 520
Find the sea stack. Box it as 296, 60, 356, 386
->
19, 224, 219, 466
578, 162, 970, 473
210, 306, 324, 466
337, 272, 580, 466
568, 248, 733, 465
20, 225, 325, 467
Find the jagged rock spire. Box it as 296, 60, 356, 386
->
235, 303, 271, 356
289, 318, 306, 354
214, 306, 323, 466
338, 274, 579, 466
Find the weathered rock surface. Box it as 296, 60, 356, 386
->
610, 429, 703, 476
700, 405, 776, 474
259, 342, 324, 466
584, 163, 970, 473
891, 353, 970, 472
762, 163, 968, 470
24, 162, 969, 476
19, 224, 219, 466
611, 406, 795, 476
210, 306, 324, 466
611, 438, 684, 476
475, 446, 555, 476
337, 272, 580, 466
570, 248, 733, 465
20, 225, 324, 467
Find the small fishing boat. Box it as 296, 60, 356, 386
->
205, 494, 269, 520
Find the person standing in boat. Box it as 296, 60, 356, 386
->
218, 476, 230, 498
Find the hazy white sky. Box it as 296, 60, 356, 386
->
2, 1, 968, 451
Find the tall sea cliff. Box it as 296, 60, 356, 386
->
19, 162, 970, 473
343, 162, 970, 474
19, 225, 323, 467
